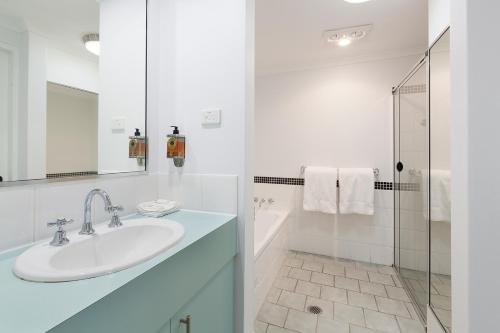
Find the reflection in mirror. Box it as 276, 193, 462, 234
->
46, 83, 98, 178
0, 0, 146, 183
429, 28, 451, 332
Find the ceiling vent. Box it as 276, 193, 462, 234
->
323, 24, 373, 46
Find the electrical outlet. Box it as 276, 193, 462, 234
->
201, 109, 221, 125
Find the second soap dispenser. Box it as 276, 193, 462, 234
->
166, 126, 185, 167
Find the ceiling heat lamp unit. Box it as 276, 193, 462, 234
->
323, 24, 373, 47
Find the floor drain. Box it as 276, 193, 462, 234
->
307, 305, 323, 314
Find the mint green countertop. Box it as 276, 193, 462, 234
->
0, 210, 237, 333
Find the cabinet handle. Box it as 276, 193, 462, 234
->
180, 315, 191, 333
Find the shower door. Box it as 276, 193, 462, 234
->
394, 58, 429, 321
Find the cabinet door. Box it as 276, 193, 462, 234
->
171, 262, 233, 333
157, 320, 171, 333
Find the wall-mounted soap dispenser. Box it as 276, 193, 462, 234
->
166, 126, 185, 167
129, 128, 146, 165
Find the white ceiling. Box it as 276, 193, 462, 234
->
0, 0, 99, 60
256, 0, 428, 74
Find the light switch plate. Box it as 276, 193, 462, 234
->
201, 109, 221, 125
112, 117, 126, 130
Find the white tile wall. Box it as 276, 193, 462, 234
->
254, 183, 395, 266
0, 172, 239, 253
0, 174, 158, 252
158, 173, 238, 214
0, 188, 35, 251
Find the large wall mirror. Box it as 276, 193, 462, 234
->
0, 0, 147, 184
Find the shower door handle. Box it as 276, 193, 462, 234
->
180, 315, 191, 333
396, 162, 404, 172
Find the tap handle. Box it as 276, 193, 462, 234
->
108, 205, 124, 228
109, 205, 124, 214
47, 218, 74, 230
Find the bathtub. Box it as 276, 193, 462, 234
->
254, 210, 288, 258
254, 209, 289, 317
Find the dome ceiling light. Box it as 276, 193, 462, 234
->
82, 33, 100, 56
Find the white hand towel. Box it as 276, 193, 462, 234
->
137, 199, 180, 217
303, 167, 338, 214
339, 168, 374, 215
424, 170, 451, 222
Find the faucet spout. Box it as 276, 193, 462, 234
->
80, 189, 113, 235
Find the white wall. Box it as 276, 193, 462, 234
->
150, 0, 253, 331
255, 55, 420, 265
46, 84, 98, 174
46, 47, 99, 94
98, 0, 146, 174
451, 1, 500, 332
429, 0, 450, 44
256, 55, 419, 181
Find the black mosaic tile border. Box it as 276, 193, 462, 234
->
254, 176, 304, 186
47, 171, 98, 179
375, 182, 393, 190
394, 182, 421, 192
399, 84, 427, 94
254, 176, 420, 192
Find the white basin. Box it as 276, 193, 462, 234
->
13, 218, 185, 282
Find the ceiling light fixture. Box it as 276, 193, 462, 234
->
82, 33, 100, 56
337, 38, 352, 47
344, 0, 372, 3
323, 24, 372, 47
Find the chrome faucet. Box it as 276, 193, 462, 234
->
80, 189, 123, 235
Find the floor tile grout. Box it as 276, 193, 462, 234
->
260, 250, 426, 333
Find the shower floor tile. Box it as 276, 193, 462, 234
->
399, 268, 452, 332
257, 251, 425, 333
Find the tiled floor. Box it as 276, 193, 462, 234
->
400, 268, 452, 332
256, 251, 425, 333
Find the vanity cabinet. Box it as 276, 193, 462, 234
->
158, 261, 234, 333
47, 219, 237, 333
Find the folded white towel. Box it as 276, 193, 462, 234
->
303, 167, 338, 214
423, 170, 451, 222
137, 199, 180, 218
339, 168, 374, 215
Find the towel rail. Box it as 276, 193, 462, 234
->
300, 166, 380, 181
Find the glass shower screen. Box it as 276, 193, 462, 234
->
394, 58, 429, 321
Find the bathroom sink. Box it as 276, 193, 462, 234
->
13, 218, 185, 282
